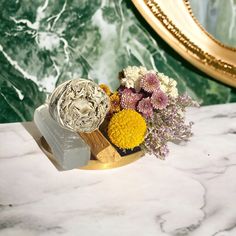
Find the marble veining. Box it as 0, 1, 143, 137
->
1, 103, 236, 235
1, 0, 236, 123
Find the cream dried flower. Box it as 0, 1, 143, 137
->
158, 73, 178, 98
120, 66, 147, 91
48, 79, 110, 133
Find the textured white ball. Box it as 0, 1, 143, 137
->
48, 79, 110, 133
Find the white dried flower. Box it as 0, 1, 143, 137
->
158, 73, 178, 98
48, 79, 110, 133
120, 66, 147, 91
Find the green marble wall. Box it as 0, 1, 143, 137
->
1, 0, 236, 123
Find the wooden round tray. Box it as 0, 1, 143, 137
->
39, 137, 144, 170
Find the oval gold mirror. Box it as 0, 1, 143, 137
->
132, 0, 236, 88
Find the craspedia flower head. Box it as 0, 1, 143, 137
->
108, 109, 147, 149
109, 92, 121, 114
137, 97, 154, 119
151, 90, 168, 110
120, 88, 143, 109
140, 72, 160, 93
99, 84, 111, 96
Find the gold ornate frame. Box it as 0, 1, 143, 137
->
132, 0, 236, 88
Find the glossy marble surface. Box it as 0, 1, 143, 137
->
1, 103, 236, 235
1, 0, 236, 123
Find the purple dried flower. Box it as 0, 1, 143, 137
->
120, 88, 143, 109
137, 97, 154, 119
141, 93, 196, 159
140, 72, 160, 93
151, 90, 168, 110
158, 145, 169, 159
177, 94, 199, 108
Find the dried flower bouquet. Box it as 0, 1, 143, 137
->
100, 66, 198, 159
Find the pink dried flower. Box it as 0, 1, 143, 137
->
120, 88, 143, 109
137, 97, 154, 119
140, 72, 160, 93
151, 90, 168, 110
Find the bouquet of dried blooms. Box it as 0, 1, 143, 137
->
100, 66, 198, 159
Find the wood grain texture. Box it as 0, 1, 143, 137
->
79, 130, 122, 163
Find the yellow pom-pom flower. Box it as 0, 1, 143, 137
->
108, 109, 147, 149
99, 84, 111, 96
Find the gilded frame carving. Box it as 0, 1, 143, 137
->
132, 0, 236, 88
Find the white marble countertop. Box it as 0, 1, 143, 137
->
1, 103, 236, 236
